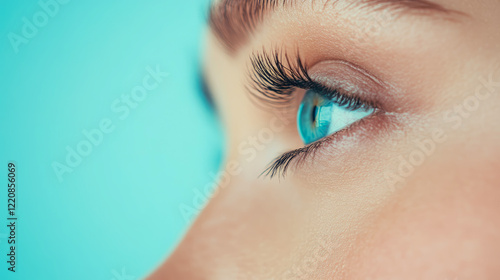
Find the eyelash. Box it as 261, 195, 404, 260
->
248, 49, 376, 179
248, 49, 374, 110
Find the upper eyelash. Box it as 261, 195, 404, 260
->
248, 48, 371, 110
248, 48, 311, 106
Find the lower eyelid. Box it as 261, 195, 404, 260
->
264, 110, 392, 178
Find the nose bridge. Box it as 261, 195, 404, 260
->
147, 208, 221, 279
148, 170, 247, 279
149, 168, 291, 279
148, 139, 287, 279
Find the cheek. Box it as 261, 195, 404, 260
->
345, 148, 500, 279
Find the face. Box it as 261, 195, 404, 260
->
150, 0, 500, 279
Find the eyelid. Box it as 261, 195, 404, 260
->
262, 109, 390, 179
305, 83, 372, 111
308, 59, 393, 112
247, 49, 384, 113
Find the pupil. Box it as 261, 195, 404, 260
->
311, 105, 318, 124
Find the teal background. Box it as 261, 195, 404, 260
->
0, 0, 221, 279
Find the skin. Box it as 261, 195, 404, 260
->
149, 0, 500, 279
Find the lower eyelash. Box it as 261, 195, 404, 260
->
261, 140, 324, 179
261, 111, 386, 179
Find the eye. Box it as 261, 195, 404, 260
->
297, 89, 375, 144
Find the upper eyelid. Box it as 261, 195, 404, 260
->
247, 49, 379, 111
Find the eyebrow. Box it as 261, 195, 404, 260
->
209, 0, 464, 53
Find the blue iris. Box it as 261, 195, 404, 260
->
297, 89, 374, 144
